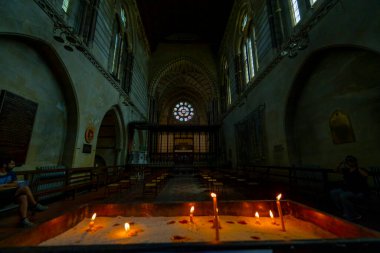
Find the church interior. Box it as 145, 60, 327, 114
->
1, 0, 380, 252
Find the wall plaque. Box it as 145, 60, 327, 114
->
329, 110, 355, 144
82, 144, 92, 154
0, 90, 38, 164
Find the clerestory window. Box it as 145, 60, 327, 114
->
240, 15, 258, 85
62, 0, 70, 13
289, 0, 301, 26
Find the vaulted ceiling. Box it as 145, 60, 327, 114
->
136, 0, 233, 125
136, 0, 234, 53
151, 58, 216, 125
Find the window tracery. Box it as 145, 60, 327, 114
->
173, 102, 194, 122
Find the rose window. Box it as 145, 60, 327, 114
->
173, 102, 194, 122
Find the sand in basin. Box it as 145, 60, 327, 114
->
40, 215, 336, 245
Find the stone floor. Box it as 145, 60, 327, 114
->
1, 173, 380, 242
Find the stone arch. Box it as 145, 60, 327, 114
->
285, 46, 380, 167
0, 34, 78, 167
95, 106, 125, 166
150, 57, 217, 125
150, 56, 217, 95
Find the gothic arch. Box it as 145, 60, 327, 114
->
150, 56, 217, 96
232, 0, 254, 55
0, 33, 78, 167
150, 57, 218, 125
95, 105, 125, 166
285, 45, 380, 167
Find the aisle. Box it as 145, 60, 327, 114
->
154, 174, 209, 202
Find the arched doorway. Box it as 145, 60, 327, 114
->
286, 47, 380, 168
95, 108, 124, 166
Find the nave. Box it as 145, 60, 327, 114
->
1, 171, 380, 243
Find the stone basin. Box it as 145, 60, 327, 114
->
0, 200, 379, 253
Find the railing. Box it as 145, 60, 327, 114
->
217, 164, 380, 202
13, 165, 128, 201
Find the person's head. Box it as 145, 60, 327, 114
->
7, 159, 16, 171
345, 155, 358, 168
0, 158, 15, 172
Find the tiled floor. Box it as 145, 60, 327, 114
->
1, 173, 379, 243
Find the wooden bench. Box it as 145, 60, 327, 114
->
30, 166, 67, 201
220, 165, 332, 199
103, 166, 124, 196
65, 167, 99, 199
24, 166, 99, 201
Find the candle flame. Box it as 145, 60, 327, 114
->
91, 213, 97, 221
255, 211, 259, 218
190, 206, 195, 213
124, 222, 130, 231
276, 194, 282, 201
269, 210, 274, 219
211, 192, 217, 198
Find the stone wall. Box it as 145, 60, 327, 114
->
0, 0, 149, 169
221, 0, 380, 169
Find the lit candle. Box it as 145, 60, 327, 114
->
190, 206, 195, 223
124, 222, 130, 232
210, 192, 219, 241
276, 194, 286, 232
255, 211, 260, 224
89, 213, 96, 229
269, 210, 275, 224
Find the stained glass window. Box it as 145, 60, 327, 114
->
173, 102, 194, 122
240, 17, 258, 85
289, 0, 301, 26
121, 8, 127, 26
241, 15, 248, 31
62, 0, 70, 12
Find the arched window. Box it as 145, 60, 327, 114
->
224, 60, 232, 106
121, 8, 127, 26
109, 18, 123, 78
108, 7, 133, 93
119, 7, 134, 93
221, 58, 232, 113
62, 0, 70, 13
74, 0, 99, 46
240, 14, 258, 86
289, 0, 301, 26
173, 102, 195, 122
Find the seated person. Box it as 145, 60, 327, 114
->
0, 158, 48, 227
330, 155, 369, 220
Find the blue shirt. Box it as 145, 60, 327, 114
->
0, 171, 17, 185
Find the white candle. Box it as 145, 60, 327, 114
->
269, 210, 275, 224
124, 222, 130, 232
276, 194, 286, 232
190, 206, 195, 223
211, 193, 219, 241
89, 213, 96, 228
255, 211, 260, 224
